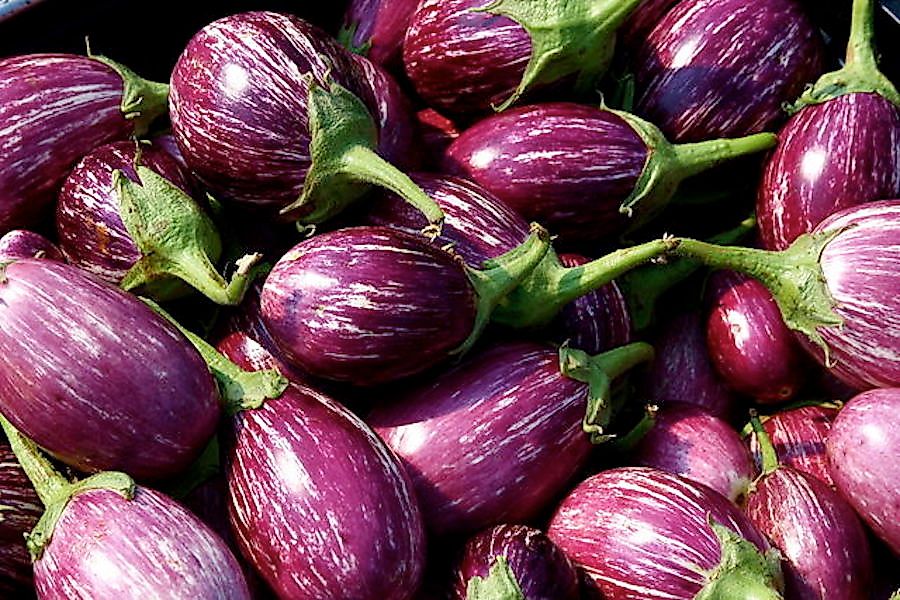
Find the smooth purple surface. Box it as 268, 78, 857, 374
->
415, 108, 461, 170
454, 525, 580, 600
444, 103, 644, 247
633, 0, 824, 142
620, 0, 682, 53
34, 487, 250, 599
826, 388, 900, 554
0, 230, 63, 262
547, 467, 768, 598
0, 445, 40, 596
261, 226, 477, 385
0, 54, 134, 232
758, 93, 900, 251
0, 259, 220, 480
368, 341, 594, 537
342, 0, 420, 69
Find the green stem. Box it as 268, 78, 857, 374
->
0, 416, 68, 507
847, 0, 878, 68
748, 410, 779, 476
671, 133, 779, 181
89, 55, 169, 137
611, 404, 658, 453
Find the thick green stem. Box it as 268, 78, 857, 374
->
749, 411, 780, 476
671, 133, 779, 181
89, 55, 169, 137
611, 404, 659, 453
847, 0, 878, 68
0, 416, 68, 507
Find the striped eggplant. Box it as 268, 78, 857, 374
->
169, 11, 443, 230
453, 525, 580, 600
0, 230, 62, 262
671, 200, 900, 390
415, 108, 461, 170
403, 0, 645, 115
757, 0, 900, 251
0, 445, 41, 596
547, 467, 781, 599
217, 333, 426, 599
0, 259, 220, 480
705, 270, 809, 403
0, 53, 168, 232
367, 340, 653, 536
633, 0, 824, 142
443, 102, 776, 247
826, 388, 900, 554
619, 0, 682, 53
340, 0, 420, 69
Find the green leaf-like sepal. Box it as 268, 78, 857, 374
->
694, 519, 784, 600
89, 55, 169, 137
337, 22, 372, 56
466, 556, 525, 600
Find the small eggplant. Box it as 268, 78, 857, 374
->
0, 444, 41, 596
0, 53, 168, 231
633, 0, 824, 142
340, 0, 421, 69
0, 230, 63, 262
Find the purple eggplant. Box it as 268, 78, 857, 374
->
0, 53, 168, 232
0, 230, 63, 262
340, 0, 420, 69
826, 388, 900, 554
217, 333, 426, 599
368, 340, 653, 536
415, 108, 461, 170
757, 0, 900, 251
619, 0, 682, 53
443, 102, 776, 247
633, 0, 824, 142
547, 467, 781, 599
453, 525, 580, 600
705, 270, 809, 403
0, 445, 41, 595
169, 11, 443, 230
0, 259, 220, 480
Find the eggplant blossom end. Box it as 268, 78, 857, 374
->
466, 556, 526, 600
694, 519, 784, 600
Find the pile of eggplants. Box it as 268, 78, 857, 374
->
0, 0, 897, 597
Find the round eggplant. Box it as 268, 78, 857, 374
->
0, 230, 62, 262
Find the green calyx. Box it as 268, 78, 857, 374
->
89, 55, 169, 137
475, 0, 644, 111
559, 342, 655, 443
280, 76, 444, 237
748, 410, 780, 476
694, 519, 784, 600
467, 556, 526, 600
788, 0, 900, 112
336, 22, 372, 56
115, 165, 262, 305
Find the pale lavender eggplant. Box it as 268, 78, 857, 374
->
705, 270, 808, 403
34, 487, 251, 599
0, 230, 63, 262
745, 468, 872, 599
416, 108, 461, 170
826, 388, 900, 554
453, 525, 580, 600
0, 445, 41, 596
341, 0, 421, 68
218, 337, 426, 599
630, 403, 754, 502
747, 405, 838, 487
633, 0, 824, 142
0, 259, 220, 479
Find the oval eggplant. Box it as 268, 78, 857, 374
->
340, 0, 420, 69
0, 445, 41, 596
0, 259, 220, 479
0, 230, 63, 262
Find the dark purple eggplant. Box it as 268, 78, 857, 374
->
0, 53, 168, 232
415, 108, 461, 170
340, 0, 420, 69
0, 259, 220, 480
0, 444, 41, 596
757, 0, 900, 251
443, 102, 776, 247
547, 467, 781, 599
705, 270, 809, 403
368, 340, 653, 536
217, 333, 426, 599
169, 11, 443, 230
453, 525, 580, 600
633, 0, 824, 142
826, 388, 900, 554
0, 230, 62, 262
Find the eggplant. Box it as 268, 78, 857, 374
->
415, 108, 461, 170
367, 340, 653, 536
547, 467, 781, 599
633, 0, 824, 142
0, 230, 62, 262
757, 0, 900, 250
0, 445, 41, 596
340, 0, 420, 69
0, 259, 220, 480
0, 53, 168, 232
619, 0, 682, 53
169, 11, 443, 230
217, 332, 426, 599
443, 102, 776, 247
453, 525, 580, 600
826, 388, 900, 554
705, 270, 808, 403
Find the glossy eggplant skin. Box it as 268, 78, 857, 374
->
342, 0, 421, 69
619, 0, 682, 53
453, 525, 580, 600
368, 341, 593, 537
0, 445, 41, 596
0, 230, 63, 262
443, 103, 642, 247
33, 487, 251, 599
745, 467, 872, 600
757, 93, 900, 250
218, 336, 426, 599
261, 226, 477, 385
0, 259, 220, 480
633, 0, 824, 142
826, 388, 900, 554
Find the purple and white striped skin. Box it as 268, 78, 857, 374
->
619, 0, 682, 53
705, 270, 808, 403
0, 230, 63, 262
34, 487, 251, 599
0, 445, 41, 596
341, 0, 421, 69
630, 403, 755, 503
547, 467, 774, 599
826, 388, 900, 554
633, 0, 824, 142
453, 525, 580, 600
218, 336, 426, 599
0, 260, 220, 480
415, 108, 461, 170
